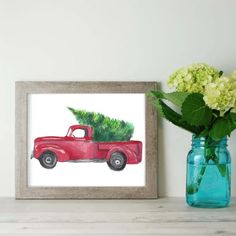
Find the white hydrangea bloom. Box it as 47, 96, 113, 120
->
229, 73, 236, 113
229, 71, 236, 80
203, 77, 236, 115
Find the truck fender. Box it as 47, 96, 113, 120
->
105, 146, 138, 164
35, 144, 70, 162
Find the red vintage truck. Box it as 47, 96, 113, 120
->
31, 125, 142, 171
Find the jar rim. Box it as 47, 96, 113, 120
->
192, 134, 227, 140
192, 135, 228, 147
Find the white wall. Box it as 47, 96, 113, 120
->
0, 0, 236, 197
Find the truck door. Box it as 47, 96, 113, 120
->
68, 128, 95, 159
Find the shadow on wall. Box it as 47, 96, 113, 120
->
157, 118, 166, 197
155, 82, 166, 197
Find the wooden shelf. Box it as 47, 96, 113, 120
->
0, 197, 235, 235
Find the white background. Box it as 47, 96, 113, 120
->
28, 93, 145, 186
0, 0, 236, 196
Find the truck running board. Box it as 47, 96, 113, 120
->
67, 158, 106, 163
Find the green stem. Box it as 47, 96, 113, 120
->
187, 138, 217, 195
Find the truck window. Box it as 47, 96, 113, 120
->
72, 129, 86, 138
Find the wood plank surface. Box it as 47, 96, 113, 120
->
0, 198, 235, 235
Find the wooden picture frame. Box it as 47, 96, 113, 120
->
15, 82, 158, 199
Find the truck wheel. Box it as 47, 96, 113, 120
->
39, 152, 57, 169
107, 152, 126, 171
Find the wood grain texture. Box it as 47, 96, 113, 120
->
0, 198, 235, 235
15, 81, 158, 199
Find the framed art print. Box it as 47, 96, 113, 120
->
15, 82, 158, 199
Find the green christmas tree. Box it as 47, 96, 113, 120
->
68, 107, 134, 142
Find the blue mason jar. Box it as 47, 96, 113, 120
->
186, 135, 231, 208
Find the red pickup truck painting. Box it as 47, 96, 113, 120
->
31, 125, 142, 171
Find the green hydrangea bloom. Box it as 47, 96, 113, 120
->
229, 71, 236, 112
229, 70, 236, 80
168, 63, 220, 94
203, 76, 236, 115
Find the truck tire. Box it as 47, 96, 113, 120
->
39, 152, 57, 169
107, 152, 126, 171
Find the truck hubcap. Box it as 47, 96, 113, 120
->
45, 156, 52, 164
115, 160, 121, 165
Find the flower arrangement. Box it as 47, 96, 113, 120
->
150, 63, 236, 141
150, 63, 236, 198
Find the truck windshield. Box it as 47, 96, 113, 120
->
66, 128, 72, 137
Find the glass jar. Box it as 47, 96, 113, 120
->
186, 135, 231, 208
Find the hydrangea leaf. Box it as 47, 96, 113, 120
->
198, 128, 210, 137
229, 112, 236, 123
182, 93, 213, 126
153, 99, 202, 134
209, 117, 236, 140
150, 91, 189, 107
